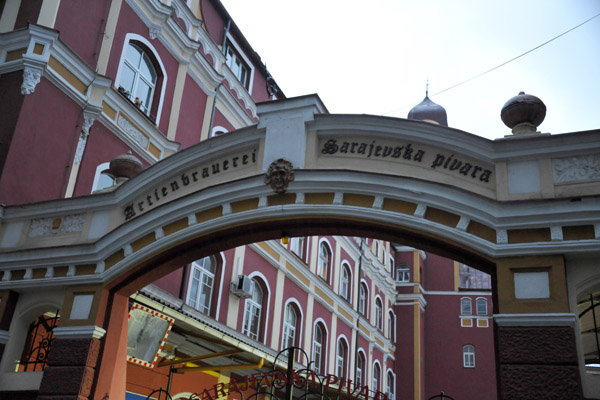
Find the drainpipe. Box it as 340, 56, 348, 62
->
221, 20, 231, 53
207, 20, 231, 137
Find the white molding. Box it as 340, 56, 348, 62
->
52, 325, 107, 339
215, 84, 256, 128
424, 290, 491, 296
211, 126, 229, 137
493, 313, 577, 327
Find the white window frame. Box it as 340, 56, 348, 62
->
386, 370, 396, 400
281, 300, 302, 351
336, 336, 348, 378
375, 296, 384, 330
372, 361, 381, 391
317, 240, 332, 283
461, 297, 472, 315
186, 256, 216, 315
312, 321, 327, 375
242, 278, 263, 341
290, 237, 307, 261
210, 126, 229, 137
387, 310, 396, 340
114, 34, 167, 125
476, 297, 488, 315
396, 265, 410, 282
463, 345, 475, 368
356, 349, 366, 387
91, 162, 114, 193
223, 34, 255, 94
339, 262, 352, 302
359, 280, 369, 316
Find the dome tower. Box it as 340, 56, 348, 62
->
407, 84, 448, 127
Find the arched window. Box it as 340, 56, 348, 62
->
387, 310, 396, 340
317, 241, 332, 282
242, 279, 264, 341
339, 263, 351, 302
476, 297, 488, 315
461, 297, 472, 315
186, 256, 217, 315
359, 282, 368, 316
312, 322, 326, 375
372, 361, 381, 391
386, 371, 395, 400
463, 344, 475, 367
115, 35, 166, 123
17, 311, 60, 372
91, 162, 115, 193
356, 350, 366, 387
210, 126, 229, 137
281, 303, 299, 349
118, 43, 156, 115
336, 338, 348, 378
375, 297, 383, 330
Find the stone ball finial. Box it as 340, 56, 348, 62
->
501, 92, 546, 135
109, 151, 143, 182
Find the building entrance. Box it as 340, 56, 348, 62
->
1, 96, 599, 399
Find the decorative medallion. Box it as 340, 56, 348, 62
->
264, 158, 294, 194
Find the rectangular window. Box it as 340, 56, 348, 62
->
226, 44, 249, 88
463, 346, 476, 368
242, 301, 261, 340
313, 341, 322, 375
397, 267, 410, 282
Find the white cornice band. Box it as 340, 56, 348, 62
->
52, 325, 107, 339
493, 313, 577, 327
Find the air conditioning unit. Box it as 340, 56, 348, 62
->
231, 275, 253, 298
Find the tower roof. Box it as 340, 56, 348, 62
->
407, 96, 448, 127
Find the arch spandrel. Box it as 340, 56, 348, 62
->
0, 95, 599, 293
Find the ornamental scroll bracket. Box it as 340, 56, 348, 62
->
21, 63, 44, 95
264, 158, 295, 194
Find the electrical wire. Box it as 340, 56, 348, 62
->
385, 10, 600, 116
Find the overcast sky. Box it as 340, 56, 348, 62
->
220, 0, 600, 140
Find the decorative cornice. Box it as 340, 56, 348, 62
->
494, 313, 577, 327
52, 325, 107, 339
215, 84, 256, 127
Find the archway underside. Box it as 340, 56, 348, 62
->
109, 216, 496, 296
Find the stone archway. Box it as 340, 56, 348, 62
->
1, 95, 599, 399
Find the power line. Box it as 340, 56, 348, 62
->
385, 10, 600, 116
